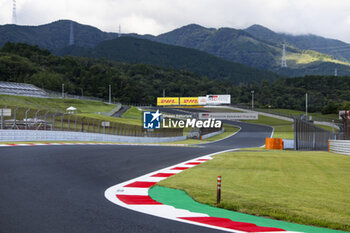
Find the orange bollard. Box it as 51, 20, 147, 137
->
265, 138, 283, 150
217, 176, 221, 204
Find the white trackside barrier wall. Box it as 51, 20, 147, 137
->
201, 128, 225, 140
329, 140, 350, 155
0, 130, 186, 143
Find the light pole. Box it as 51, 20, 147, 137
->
306, 93, 308, 120
81, 88, 83, 97
62, 84, 64, 98
109, 85, 111, 104
251, 90, 255, 110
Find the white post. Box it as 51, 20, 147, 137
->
62, 84, 64, 98
1, 109, 3, 130
109, 85, 111, 104
306, 93, 308, 119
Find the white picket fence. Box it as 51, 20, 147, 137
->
329, 140, 350, 155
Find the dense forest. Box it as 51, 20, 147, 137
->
57, 36, 279, 83
1, 42, 350, 113
0, 42, 231, 104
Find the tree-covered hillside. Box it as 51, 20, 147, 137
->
1, 42, 350, 114
234, 76, 350, 114
154, 24, 350, 76
0, 20, 116, 50
0, 42, 231, 103
57, 36, 280, 84
2, 20, 350, 77
246, 24, 350, 62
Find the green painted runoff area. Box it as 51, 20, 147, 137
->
149, 186, 347, 233
155, 150, 350, 232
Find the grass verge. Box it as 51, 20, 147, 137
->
157, 149, 350, 231
163, 124, 240, 145
0, 94, 115, 113
243, 115, 294, 139
122, 106, 143, 120
77, 113, 141, 126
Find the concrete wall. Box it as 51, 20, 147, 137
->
0, 130, 186, 143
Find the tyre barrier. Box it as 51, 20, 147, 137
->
328, 140, 350, 155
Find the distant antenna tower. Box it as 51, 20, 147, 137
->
281, 43, 287, 68
118, 24, 121, 38
335, 68, 338, 77
69, 22, 74, 45
12, 0, 17, 24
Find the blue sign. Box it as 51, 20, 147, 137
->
143, 110, 162, 129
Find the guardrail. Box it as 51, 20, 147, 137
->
329, 140, 350, 155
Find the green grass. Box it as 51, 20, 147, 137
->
204, 125, 239, 141
317, 124, 339, 132
0, 94, 115, 113
158, 149, 350, 231
244, 115, 294, 139
77, 113, 142, 126
122, 106, 143, 120
164, 124, 240, 145
203, 108, 242, 112
244, 114, 337, 139
286, 50, 350, 68
0, 94, 144, 127
270, 108, 338, 121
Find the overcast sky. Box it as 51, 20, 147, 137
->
1, 0, 350, 42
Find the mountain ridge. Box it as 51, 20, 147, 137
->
2, 20, 350, 77
57, 36, 280, 84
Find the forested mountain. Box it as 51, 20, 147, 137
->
153, 24, 350, 76
1, 20, 350, 77
1, 43, 350, 113
245, 24, 350, 62
0, 20, 117, 50
57, 36, 280, 84
153, 24, 280, 70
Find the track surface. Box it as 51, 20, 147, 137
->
0, 121, 272, 233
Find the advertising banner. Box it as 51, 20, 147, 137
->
198, 96, 208, 105
0, 109, 11, 116
180, 97, 199, 106
157, 97, 179, 106
206, 95, 231, 105
198, 112, 258, 120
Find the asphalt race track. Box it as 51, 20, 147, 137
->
0, 121, 272, 233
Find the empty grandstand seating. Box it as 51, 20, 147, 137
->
0, 82, 49, 98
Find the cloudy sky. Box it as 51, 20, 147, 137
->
1, 0, 350, 42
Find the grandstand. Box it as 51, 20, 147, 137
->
0, 82, 49, 98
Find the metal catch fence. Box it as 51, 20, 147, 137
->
294, 118, 337, 150
0, 106, 183, 138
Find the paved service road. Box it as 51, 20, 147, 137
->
0, 121, 272, 233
